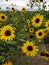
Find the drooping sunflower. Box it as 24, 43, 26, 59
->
2, 61, 12, 65
21, 41, 39, 56
21, 7, 26, 12
40, 51, 49, 60
35, 29, 45, 39
0, 13, 7, 21
31, 13, 44, 27
44, 20, 49, 31
0, 25, 15, 41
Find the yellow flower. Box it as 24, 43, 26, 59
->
31, 13, 44, 27
10, 7, 16, 14
26, 19, 30, 24
35, 0, 43, 2
2, 61, 12, 65
21, 41, 39, 56
0, 25, 15, 41
35, 29, 45, 39
29, 28, 34, 33
0, 13, 7, 21
40, 51, 49, 60
21, 7, 26, 12
44, 20, 49, 31
11, 7, 16, 11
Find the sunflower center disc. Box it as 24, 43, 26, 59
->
23, 8, 25, 10
27, 46, 33, 51
1, 16, 5, 19
46, 54, 49, 57
38, 32, 42, 36
29, 35, 33, 38
12, 8, 14, 10
35, 18, 40, 23
5, 30, 11, 36
48, 24, 49, 26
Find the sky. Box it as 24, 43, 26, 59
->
0, 0, 49, 10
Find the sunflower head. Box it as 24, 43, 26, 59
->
29, 28, 34, 33
0, 25, 16, 41
21, 7, 26, 12
10, 7, 16, 14
35, 0, 43, 2
44, 20, 49, 31
35, 29, 45, 40
26, 19, 30, 24
2, 61, 12, 65
31, 13, 44, 27
40, 51, 49, 60
0, 13, 7, 22
21, 41, 39, 56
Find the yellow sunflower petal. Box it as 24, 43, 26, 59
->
21, 41, 39, 56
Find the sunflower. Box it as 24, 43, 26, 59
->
21, 41, 39, 56
10, 7, 16, 14
26, 19, 30, 24
21, 7, 26, 12
0, 13, 7, 21
2, 61, 12, 65
0, 25, 15, 41
29, 28, 34, 33
35, 0, 43, 2
35, 29, 45, 39
40, 51, 49, 60
31, 13, 44, 27
44, 20, 49, 31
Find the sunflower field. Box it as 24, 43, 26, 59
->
0, 6, 49, 65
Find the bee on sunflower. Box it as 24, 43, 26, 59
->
2, 61, 12, 65
21, 41, 39, 56
35, 29, 46, 40
21, 7, 26, 12
44, 20, 49, 31
0, 13, 7, 22
31, 13, 44, 27
40, 51, 49, 60
0, 25, 16, 41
